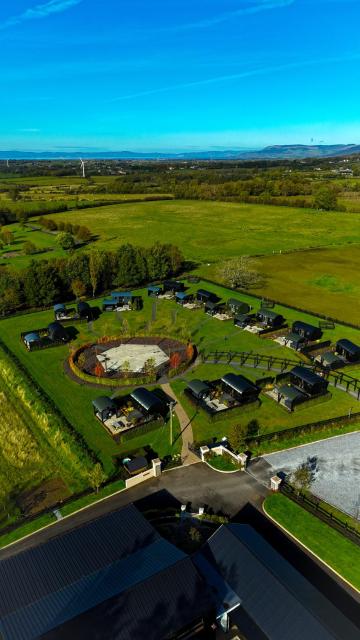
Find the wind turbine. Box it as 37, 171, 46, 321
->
80, 158, 86, 178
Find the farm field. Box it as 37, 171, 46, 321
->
249, 246, 360, 325
1, 279, 359, 474
0, 223, 66, 268
40, 199, 360, 262
34, 198, 360, 323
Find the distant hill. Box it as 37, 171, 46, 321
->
0, 144, 360, 161
239, 144, 360, 160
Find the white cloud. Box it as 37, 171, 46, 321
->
111, 52, 360, 102
0, 0, 82, 31
164, 0, 295, 32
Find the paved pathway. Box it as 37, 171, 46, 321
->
161, 383, 199, 465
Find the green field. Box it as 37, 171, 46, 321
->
1, 279, 359, 473
264, 493, 360, 590
41, 199, 360, 261
0, 223, 66, 269
250, 246, 360, 324
35, 199, 360, 323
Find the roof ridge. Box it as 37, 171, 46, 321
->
224, 525, 340, 640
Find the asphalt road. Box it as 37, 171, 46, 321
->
0, 462, 267, 560
1, 461, 359, 629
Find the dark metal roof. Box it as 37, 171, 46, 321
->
0, 505, 205, 640
92, 396, 116, 413
197, 288, 213, 297
176, 291, 191, 300
290, 366, 325, 386
336, 339, 360, 355
41, 557, 211, 640
24, 332, 40, 343
258, 308, 283, 321
205, 300, 218, 310
111, 291, 133, 298
292, 320, 319, 334
130, 387, 163, 413
125, 456, 148, 474
277, 385, 305, 402
187, 379, 210, 397
47, 322, 68, 339
317, 352, 343, 366
53, 303, 65, 312
221, 373, 257, 395
235, 313, 253, 322
77, 301, 90, 311
196, 524, 359, 640
286, 332, 305, 344
228, 298, 250, 310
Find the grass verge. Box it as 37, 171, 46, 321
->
264, 493, 360, 591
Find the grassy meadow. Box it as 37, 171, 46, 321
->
248, 246, 360, 325
0, 223, 66, 269
39, 199, 360, 260
34, 198, 360, 323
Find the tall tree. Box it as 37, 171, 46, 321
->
88, 463, 106, 493
218, 255, 261, 289
89, 250, 105, 297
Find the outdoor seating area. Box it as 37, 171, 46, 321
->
314, 351, 344, 370
265, 365, 330, 411
22, 321, 69, 351
266, 365, 330, 411
54, 303, 76, 321
92, 387, 167, 441
185, 372, 260, 416
102, 292, 143, 312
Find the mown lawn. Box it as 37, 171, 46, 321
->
264, 493, 360, 591
1, 278, 359, 472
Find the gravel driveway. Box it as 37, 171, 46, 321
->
263, 432, 360, 518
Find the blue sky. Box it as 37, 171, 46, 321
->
1, 0, 360, 151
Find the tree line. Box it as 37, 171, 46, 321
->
0, 242, 184, 314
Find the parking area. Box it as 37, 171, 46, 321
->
263, 432, 360, 518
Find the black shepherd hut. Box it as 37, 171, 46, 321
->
47, 321, 68, 343
92, 396, 117, 422
256, 309, 284, 328
186, 379, 211, 401
196, 289, 217, 304
221, 373, 260, 403
227, 298, 250, 316
290, 366, 328, 397
336, 339, 360, 363
292, 321, 322, 341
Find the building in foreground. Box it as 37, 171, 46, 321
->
0, 506, 358, 640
